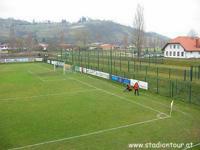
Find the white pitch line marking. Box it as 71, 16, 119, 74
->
70, 77, 169, 117
0, 70, 17, 72
0, 89, 99, 101
8, 116, 170, 150
42, 77, 75, 82
42, 78, 67, 82
27, 70, 45, 82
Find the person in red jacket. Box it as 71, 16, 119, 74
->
133, 82, 139, 95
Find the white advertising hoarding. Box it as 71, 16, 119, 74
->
130, 79, 148, 90
35, 58, 43, 62
78, 67, 109, 79
51, 61, 64, 66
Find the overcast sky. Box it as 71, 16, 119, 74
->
0, 0, 199, 38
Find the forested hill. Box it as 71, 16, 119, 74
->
0, 18, 169, 46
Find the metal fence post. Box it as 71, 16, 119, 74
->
113, 59, 115, 72
78, 49, 80, 66
61, 49, 63, 60
157, 77, 159, 94
190, 66, 193, 81
98, 50, 99, 70
145, 66, 148, 76
157, 67, 159, 78
169, 68, 171, 79
72, 49, 74, 65
120, 51, 122, 71
171, 81, 174, 98
102, 51, 104, 69
156, 67, 159, 93
84, 50, 86, 66
128, 60, 130, 72
148, 54, 150, 66
169, 80, 171, 97
198, 65, 200, 79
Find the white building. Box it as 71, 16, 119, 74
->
162, 36, 200, 58
0, 43, 9, 51
38, 43, 48, 51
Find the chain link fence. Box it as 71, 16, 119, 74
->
57, 49, 200, 106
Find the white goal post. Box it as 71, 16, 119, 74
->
51, 60, 73, 74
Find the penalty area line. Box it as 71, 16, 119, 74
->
0, 89, 99, 101
27, 70, 45, 82
8, 116, 170, 150
70, 77, 170, 117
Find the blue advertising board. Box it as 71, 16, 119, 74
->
111, 75, 130, 84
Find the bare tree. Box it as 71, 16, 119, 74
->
25, 33, 33, 52
59, 31, 65, 44
74, 28, 89, 49
187, 29, 198, 38
133, 4, 145, 58
8, 24, 16, 48
15, 38, 25, 52
123, 35, 128, 49
96, 33, 102, 43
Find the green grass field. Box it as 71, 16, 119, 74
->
0, 63, 200, 150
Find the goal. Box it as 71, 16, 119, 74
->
63, 64, 73, 74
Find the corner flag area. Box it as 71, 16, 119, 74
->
0, 63, 199, 150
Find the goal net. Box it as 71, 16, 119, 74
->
63, 64, 73, 74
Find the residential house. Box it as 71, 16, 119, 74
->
162, 36, 200, 58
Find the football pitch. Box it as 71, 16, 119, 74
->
0, 63, 199, 150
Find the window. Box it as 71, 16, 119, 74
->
173, 51, 176, 56
173, 45, 176, 49
170, 45, 172, 49
170, 51, 172, 56
177, 52, 180, 56
181, 52, 184, 56
166, 51, 168, 56
177, 45, 180, 49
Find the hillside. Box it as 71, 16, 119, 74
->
0, 18, 169, 46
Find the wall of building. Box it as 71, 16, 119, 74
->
164, 44, 185, 58
0, 45, 9, 50
164, 43, 200, 58
185, 51, 200, 58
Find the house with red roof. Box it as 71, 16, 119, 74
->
99, 44, 114, 50
162, 36, 200, 58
